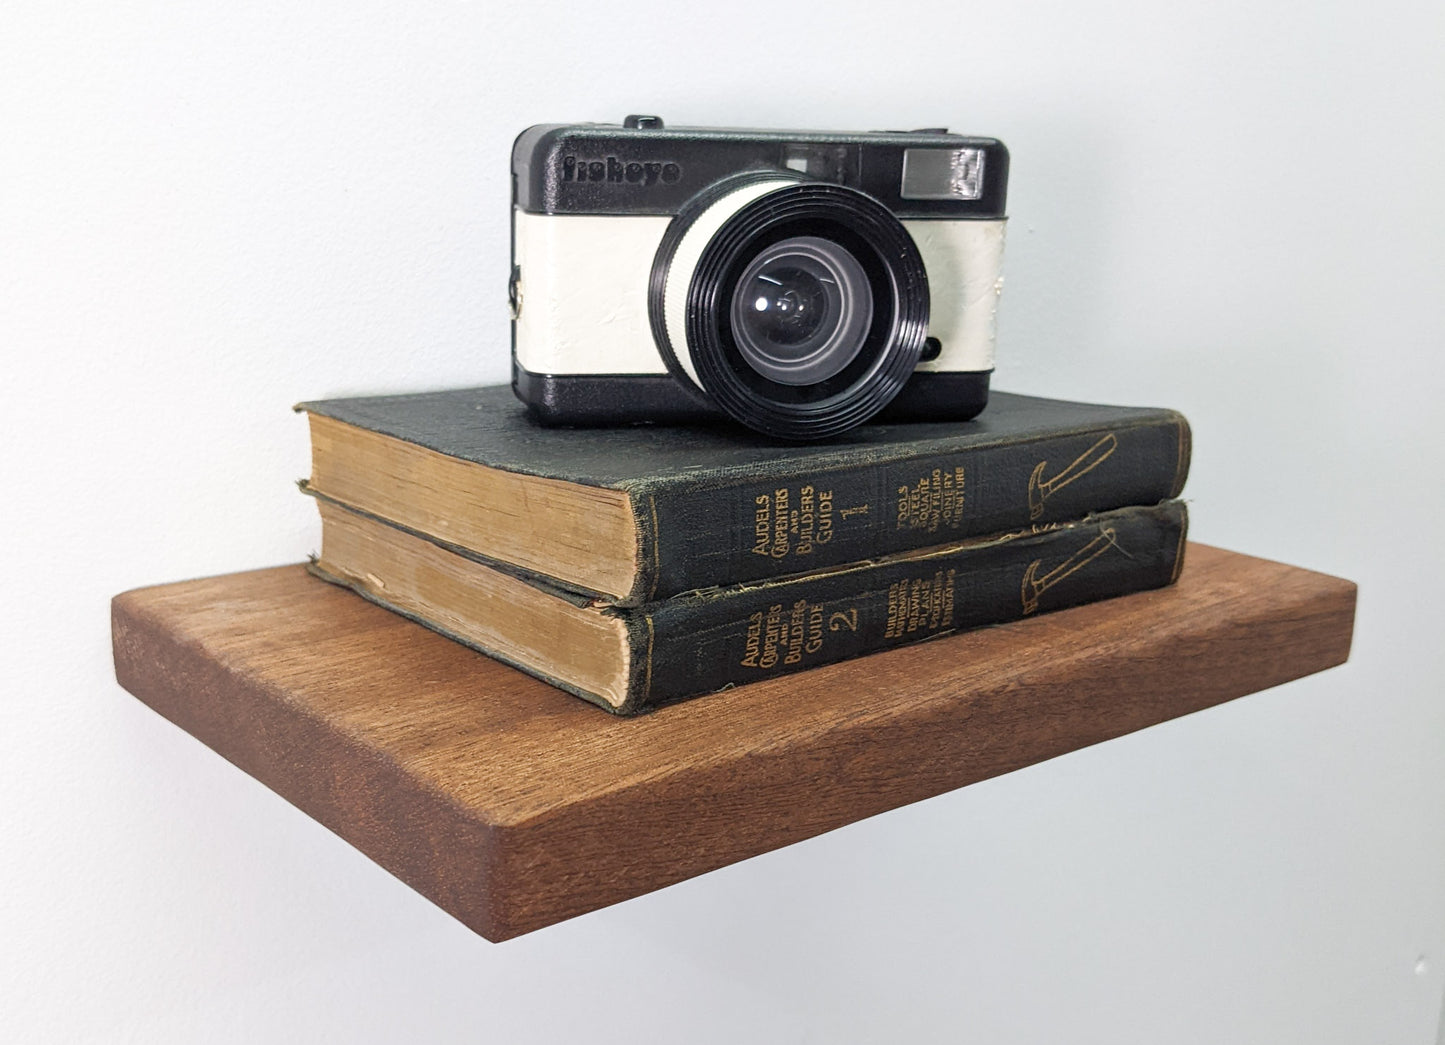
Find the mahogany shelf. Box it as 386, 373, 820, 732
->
111, 543, 1355, 941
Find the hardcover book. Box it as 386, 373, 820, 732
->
298, 386, 1190, 606
309, 497, 1188, 715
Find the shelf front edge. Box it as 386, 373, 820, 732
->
111, 543, 1357, 941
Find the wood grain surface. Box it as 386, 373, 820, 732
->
111, 544, 1356, 942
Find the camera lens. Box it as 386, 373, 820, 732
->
730, 237, 873, 386
650, 176, 930, 440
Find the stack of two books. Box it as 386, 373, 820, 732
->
298, 386, 1191, 715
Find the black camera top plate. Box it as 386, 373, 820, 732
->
512, 121, 1009, 219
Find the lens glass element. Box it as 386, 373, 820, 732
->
729, 236, 873, 386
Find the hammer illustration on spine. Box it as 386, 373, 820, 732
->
1020, 528, 1118, 614
1027, 433, 1118, 520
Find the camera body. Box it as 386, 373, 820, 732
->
511, 117, 1009, 439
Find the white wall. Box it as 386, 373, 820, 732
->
4, 1, 1443, 1041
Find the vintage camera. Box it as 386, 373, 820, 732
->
510, 116, 1008, 439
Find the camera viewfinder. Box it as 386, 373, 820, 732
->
783, 145, 855, 185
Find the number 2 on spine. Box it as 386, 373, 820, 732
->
828, 609, 858, 632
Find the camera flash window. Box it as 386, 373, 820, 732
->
901, 148, 985, 200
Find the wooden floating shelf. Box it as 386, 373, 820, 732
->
111, 544, 1356, 941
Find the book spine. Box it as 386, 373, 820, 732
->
625, 501, 1187, 713
635, 414, 1189, 603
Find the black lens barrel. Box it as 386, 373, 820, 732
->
650, 178, 930, 440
